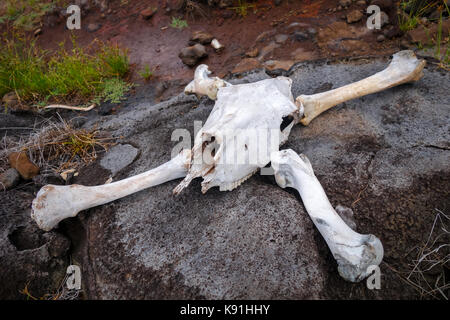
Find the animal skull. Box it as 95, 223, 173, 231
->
271, 149, 383, 282
174, 75, 301, 194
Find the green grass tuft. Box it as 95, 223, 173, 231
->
0, 0, 64, 31
169, 16, 188, 29
0, 35, 131, 105
138, 65, 153, 80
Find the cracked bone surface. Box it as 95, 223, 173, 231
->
31, 150, 191, 231
297, 50, 426, 125
184, 64, 230, 100
271, 149, 384, 282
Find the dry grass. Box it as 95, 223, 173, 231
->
0, 115, 115, 176
384, 209, 449, 299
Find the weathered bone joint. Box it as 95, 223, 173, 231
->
184, 64, 230, 100
296, 50, 425, 125
31, 150, 191, 231
271, 149, 383, 282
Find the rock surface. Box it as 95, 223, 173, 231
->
0, 168, 20, 190
347, 10, 364, 23
190, 31, 214, 45
70, 57, 449, 299
1, 58, 449, 299
179, 44, 208, 67
100, 144, 139, 176
0, 190, 70, 299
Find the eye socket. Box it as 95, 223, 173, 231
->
280, 115, 294, 131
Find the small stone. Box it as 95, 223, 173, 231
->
347, 10, 364, 23
263, 60, 295, 71
275, 34, 289, 44
87, 23, 101, 32
8, 152, 40, 180
190, 31, 214, 45
356, 0, 366, 5
245, 47, 259, 58
377, 34, 385, 42
140, 7, 157, 20
275, 0, 282, 5
2, 92, 18, 108
100, 144, 139, 176
179, 44, 208, 67
232, 58, 262, 74
0, 168, 20, 190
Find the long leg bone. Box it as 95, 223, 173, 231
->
271, 149, 383, 282
184, 64, 231, 100
297, 50, 426, 125
31, 150, 191, 231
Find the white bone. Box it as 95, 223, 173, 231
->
271, 149, 383, 282
31, 150, 191, 231
184, 64, 230, 100
297, 50, 425, 125
44, 104, 96, 111
211, 39, 224, 51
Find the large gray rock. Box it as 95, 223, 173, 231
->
72, 59, 450, 299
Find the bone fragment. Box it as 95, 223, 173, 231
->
271, 149, 383, 282
44, 104, 96, 111
184, 64, 230, 100
31, 150, 191, 231
296, 50, 426, 125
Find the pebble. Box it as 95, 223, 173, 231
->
0, 168, 20, 190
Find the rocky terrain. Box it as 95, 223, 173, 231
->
1, 54, 448, 299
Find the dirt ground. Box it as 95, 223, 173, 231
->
34, 0, 403, 88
